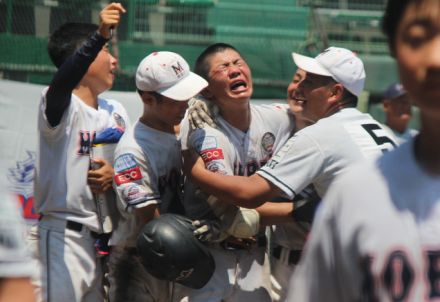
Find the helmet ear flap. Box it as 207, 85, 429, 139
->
137, 213, 215, 289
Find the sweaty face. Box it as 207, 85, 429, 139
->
287, 68, 306, 114
395, 0, 440, 118
205, 49, 253, 107
85, 45, 117, 94
293, 72, 335, 123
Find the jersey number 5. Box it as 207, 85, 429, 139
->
361, 124, 396, 152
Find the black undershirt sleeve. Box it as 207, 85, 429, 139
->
45, 32, 109, 127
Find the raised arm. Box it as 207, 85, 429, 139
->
45, 3, 125, 127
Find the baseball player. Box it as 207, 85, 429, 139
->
266, 66, 313, 302
187, 66, 322, 302
287, 0, 440, 300
186, 46, 396, 223
381, 82, 418, 144
108, 51, 208, 302
33, 4, 130, 301
175, 43, 296, 302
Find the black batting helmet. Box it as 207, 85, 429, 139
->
136, 213, 215, 289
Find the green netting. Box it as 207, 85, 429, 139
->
0, 0, 397, 99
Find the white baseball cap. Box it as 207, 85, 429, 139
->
292, 47, 366, 97
135, 51, 208, 101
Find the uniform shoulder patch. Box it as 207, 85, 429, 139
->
194, 136, 218, 152
114, 153, 138, 173
200, 148, 224, 163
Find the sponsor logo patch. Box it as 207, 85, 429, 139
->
122, 184, 151, 204
207, 161, 227, 175
114, 153, 137, 173
200, 148, 224, 163
194, 136, 217, 152
115, 167, 142, 185
261, 132, 275, 154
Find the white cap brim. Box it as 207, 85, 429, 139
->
157, 72, 208, 101
292, 53, 332, 77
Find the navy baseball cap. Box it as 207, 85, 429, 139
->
383, 83, 406, 100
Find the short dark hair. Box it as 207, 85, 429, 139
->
48, 22, 98, 68
382, 0, 412, 55
194, 43, 242, 80
341, 89, 358, 108
326, 77, 358, 108
137, 89, 163, 102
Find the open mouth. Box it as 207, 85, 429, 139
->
230, 80, 247, 92
293, 96, 307, 105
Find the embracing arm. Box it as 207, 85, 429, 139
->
256, 202, 294, 226
183, 150, 282, 208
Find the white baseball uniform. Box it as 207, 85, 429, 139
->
35, 89, 130, 302
255, 107, 395, 300
287, 137, 440, 301
108, 120, 184, 302
176, 103, 294, 302
258, 108, 397, 199
269, 218, 310, 302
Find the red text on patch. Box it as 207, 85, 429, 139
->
115, 167, 142, 185
201, 148, 224, 163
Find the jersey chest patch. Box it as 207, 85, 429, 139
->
261, 132, 275, 154
77, 130, 96, 155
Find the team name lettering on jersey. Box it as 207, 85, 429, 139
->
361, 249, 440, 300
265, 138, 294, 170
78, 130, 96, 155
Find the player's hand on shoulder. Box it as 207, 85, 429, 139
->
188, 96, 219, 130
99, 2, 126, 39
88, 158, 114, 193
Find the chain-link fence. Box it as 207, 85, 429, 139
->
0, 0, 397, 98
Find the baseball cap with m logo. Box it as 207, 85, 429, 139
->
136, 51, 208, 101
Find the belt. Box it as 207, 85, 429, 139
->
66, 220, 100, 238
220, 235, 267, 251
272, 245, 302, 265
